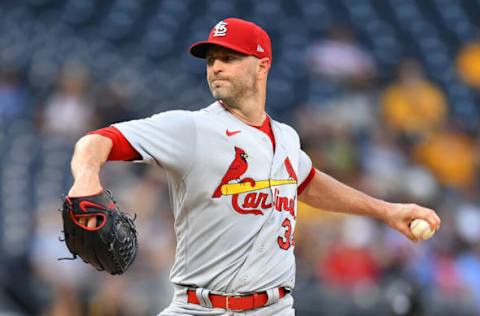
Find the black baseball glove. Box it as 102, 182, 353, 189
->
59, 190, 138, 275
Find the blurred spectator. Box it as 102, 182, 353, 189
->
413, 124, 476, 190
87, 278, 129, 316
455, 202, 480, 246
31, 204, 88, 316
400, 165, 438, 205
41, 61, 96, 139
320, 126, 359, 183
360, 128, 408, 199
380, 59, 448, 139
295, 87, 377, 184
123, 168, 175, 278
454, 205, 480, 311
300, 85, 377, 137
454, 247, 480, 311
318, 217, 380, 289
94, 77, 137, 127
456, 39, 480, 88
0, 66, 28, 124
306, 24, 376, 85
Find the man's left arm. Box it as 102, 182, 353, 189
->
298, 169, 441, 241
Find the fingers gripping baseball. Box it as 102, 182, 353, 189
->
385, 203, 441, 242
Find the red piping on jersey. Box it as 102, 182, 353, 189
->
298, 167, 316, 195
88, 126, 141, 161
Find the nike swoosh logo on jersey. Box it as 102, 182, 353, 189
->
226, 129, 241, 136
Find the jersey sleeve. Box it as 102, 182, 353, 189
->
112, 110, 196, 177
88, 126, 141, 161
297, 150, 315, 195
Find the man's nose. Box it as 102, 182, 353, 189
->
210, 59, 224, 74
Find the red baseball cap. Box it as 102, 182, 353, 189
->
190, 18, 272, 61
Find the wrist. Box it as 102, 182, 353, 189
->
69, 167, 103, 197
368, 198, 392, 221
68, 184, 103, 197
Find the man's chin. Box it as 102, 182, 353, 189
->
211, 90, 231, 100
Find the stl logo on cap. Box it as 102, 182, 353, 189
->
213, 21, 228, 37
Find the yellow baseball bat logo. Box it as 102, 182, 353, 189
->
220, 179, 297, 196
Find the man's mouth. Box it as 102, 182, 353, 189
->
211, 77, 229, 82
211, 79, 229, 88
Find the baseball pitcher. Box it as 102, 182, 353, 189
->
63, 18, 441, 315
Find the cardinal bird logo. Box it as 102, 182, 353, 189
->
212, 146, 249, 198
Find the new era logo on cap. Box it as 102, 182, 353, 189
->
189, 18, 272, 62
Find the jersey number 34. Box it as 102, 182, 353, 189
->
277, 218, 295, 250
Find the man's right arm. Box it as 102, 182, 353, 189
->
68, 134, 113, 197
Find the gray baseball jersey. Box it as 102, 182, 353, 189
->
113, 101, 313, 294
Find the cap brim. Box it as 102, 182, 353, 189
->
189, 40, 251, 59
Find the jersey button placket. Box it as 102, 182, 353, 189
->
258, 245, 265, 253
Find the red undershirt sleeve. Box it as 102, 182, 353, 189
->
298, 167, 316, 195
88, 126, 141, 161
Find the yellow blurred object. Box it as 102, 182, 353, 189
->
381, 81, 447, 136
297, 201, 346, 222
414, 129, 476, 188
295, 201, 346, 243
456, 41, 480, 87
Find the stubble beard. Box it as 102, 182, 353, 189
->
208, 76, 257, 109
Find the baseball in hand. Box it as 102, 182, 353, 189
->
410, 219, 435, 240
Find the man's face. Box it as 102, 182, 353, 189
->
206, 46, 258, 107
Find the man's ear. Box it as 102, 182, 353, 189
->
257, 57, 271, 80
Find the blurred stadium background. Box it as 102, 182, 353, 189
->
1, 0, 480, 315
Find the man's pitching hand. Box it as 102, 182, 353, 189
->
383, 203, 441, 242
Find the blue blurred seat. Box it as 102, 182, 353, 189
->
61, 0, 95, 26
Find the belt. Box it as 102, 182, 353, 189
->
187, 287, 287, 311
